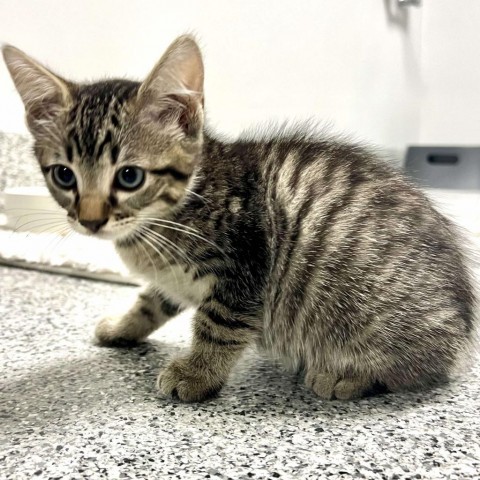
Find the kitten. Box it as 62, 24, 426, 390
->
3, 36, 476, 402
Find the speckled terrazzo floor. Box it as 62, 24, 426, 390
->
1, 266, 479, 480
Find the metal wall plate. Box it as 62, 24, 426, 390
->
398, 0, 421, 6
404, 146, 480, 190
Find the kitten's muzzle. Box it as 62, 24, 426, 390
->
77, 194, 111, 233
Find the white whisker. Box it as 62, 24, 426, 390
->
44, 226, 74, 251
138, 217, 225, 254
184, 188, 210, 209
133, 229, 160, 283
140, 227, 187, 275
138, 214, 200, 234
137, 227, 180, 287
5, 207, 65, 214
141, 225, 192, 266
12, 217, 67, 233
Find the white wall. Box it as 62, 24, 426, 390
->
419, 1, 480, 145
0, 0, 423, 153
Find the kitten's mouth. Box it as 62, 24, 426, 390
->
69, 216, 137, 241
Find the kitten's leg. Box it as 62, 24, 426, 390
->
157, 301, 257, 402
305, 371, 376, 400
95, 287, 182, 346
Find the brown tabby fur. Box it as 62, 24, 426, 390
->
3, 36, 477, 402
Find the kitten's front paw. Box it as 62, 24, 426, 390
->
94, 315, 140, 347
157, 357, 224, 402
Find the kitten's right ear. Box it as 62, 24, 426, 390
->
2, 45, 72, 129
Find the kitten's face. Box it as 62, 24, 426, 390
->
34, 80, 199, 241
2, 36, 204, 241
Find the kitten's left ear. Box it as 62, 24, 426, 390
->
2, 45, 73, 131
137, 35, 204, 138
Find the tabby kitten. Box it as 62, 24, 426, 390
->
3, 36, 476, 402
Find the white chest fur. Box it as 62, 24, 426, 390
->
116, 243, 214, 307
148, 264, 214, 308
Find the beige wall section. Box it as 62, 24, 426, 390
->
419, 1, 480, 145
0, 0, 423, 154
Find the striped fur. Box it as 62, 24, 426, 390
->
3, 36, 477, 402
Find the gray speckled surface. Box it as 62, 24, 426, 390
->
1, 266, 480, 479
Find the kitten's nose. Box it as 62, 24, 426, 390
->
79, 218, 108, 233
77, 194, 111, 233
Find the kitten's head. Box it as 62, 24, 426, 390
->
2, 36, 204, 240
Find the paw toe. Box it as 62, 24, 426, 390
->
305, 372, 339, 400
333, 378, 367, 400
306, 371, 376, 400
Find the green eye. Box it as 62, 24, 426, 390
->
115, 166, 145, 190
52, 165, 76, 189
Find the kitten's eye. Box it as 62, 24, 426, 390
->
115, 166, 145, 190
52, 165, 76, 189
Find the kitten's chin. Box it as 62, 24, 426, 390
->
70, 222, 137, 242
93, 230, 129, 241
98, 228, 140, 242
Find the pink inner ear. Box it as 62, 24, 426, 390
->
140, 93, 202, 137
28, 97, 63, 121
2, 45, 72, 122
176, 55, 204, 94
26, 99, 67, 135
139, 36, 204, 102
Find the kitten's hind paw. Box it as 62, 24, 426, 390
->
304, 371, 339, 400
333, 378, 372, 400
305, 371, 386, 400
